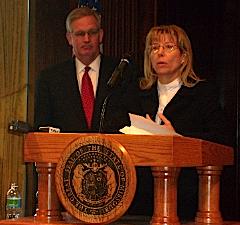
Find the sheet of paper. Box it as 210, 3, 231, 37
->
120, 113, 180, 135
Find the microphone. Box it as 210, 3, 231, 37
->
99, 53, 131, 132
8, 120, 33, 134
107, 53, 131, 88
8, 120, 61, 134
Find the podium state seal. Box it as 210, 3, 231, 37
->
55, 135, 136, 224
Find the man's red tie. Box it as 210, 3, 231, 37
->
81, 66, 94, 129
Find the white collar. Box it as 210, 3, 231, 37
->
75, 55, 101, 73
158, 78, 182, 93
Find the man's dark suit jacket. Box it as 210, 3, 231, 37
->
33, 54, 143, 215
34, 55, 140, 133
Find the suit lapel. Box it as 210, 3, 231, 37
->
63, 60, 88, 128
140, 84, 159, 119
62, 56, 119, 131
140, 84, 194, 121
163, 85, 194, 116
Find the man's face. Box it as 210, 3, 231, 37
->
66, 15, 103, 65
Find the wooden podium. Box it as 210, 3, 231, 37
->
0, 132, 234, 225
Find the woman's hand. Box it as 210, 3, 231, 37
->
146, 113, 175, 132
158, 113, 175, 132
146, 114, 154, 122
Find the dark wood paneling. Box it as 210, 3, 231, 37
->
155, 0, 240, 220
27, 0, 77, 215
100, 0, 156, 66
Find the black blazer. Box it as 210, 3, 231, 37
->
34, 55, 140, 133
129, 81, 229, 220
138, 80, 228, 145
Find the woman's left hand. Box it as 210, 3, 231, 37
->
146, 113, 176, 132
158, 113, 176, 132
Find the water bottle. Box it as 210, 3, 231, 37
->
6, 183, 22, 219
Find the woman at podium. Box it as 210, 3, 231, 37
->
134, 24, 229, 221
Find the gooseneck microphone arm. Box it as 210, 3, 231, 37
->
99, 93, 112, 133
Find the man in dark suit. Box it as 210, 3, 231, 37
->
34, 7, 140, 133
33, 6, 146, 217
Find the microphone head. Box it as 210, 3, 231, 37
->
122, 53, 132, 62
8, 120, 33, 134
107, 53, 132, 88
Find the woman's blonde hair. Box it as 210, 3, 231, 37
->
140, 25, 201, 90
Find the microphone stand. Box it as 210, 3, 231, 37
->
99, 93, 112, 133
98, 71, 122, 133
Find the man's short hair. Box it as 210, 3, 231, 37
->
66, 7, 101, 32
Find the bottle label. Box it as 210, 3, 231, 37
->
7, 197, 21, 208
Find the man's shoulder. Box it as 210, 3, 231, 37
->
39, 59, 75, 76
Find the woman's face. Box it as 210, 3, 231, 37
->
150, 34, 184, 84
